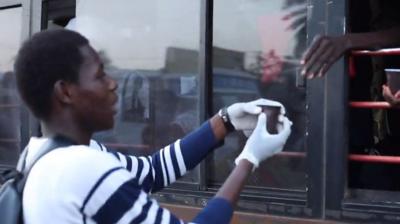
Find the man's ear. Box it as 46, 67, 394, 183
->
53, 80, 74, 104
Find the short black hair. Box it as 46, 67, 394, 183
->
14, 29, 89, 119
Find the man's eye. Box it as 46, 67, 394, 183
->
97, 72, 105, 78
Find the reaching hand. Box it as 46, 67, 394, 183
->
282, 5, 307, 32
301, 35, 350, 79
235, 113, 292, 169
383, 85, 400, 108
227, 98, 286, 136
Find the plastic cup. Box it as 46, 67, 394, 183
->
385, 69, 400, 94
258, 105, 281, 134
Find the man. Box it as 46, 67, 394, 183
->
15, 29, 291, 223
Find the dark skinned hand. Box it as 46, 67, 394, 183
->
301, 35, 350, 79
382, 85, 400, 108
281, 6, 306, 31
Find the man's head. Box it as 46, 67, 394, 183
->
14, 29, 118, 132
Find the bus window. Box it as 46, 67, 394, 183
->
0, 7, 22, 171
347, 0, 400, 202
210, 0, 307, 191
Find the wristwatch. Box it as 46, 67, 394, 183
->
218, 107, 235, 132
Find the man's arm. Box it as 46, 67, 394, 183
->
100, 117, 226, 193
346, 27, 400, 50
80, 160, 233, 224
89, 109, 291, 223
301, 27, 400, 78
190, 160, 253, 224
215, 159, 253, 204
102, 99, 286, 193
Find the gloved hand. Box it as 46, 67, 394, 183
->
227, 98, 285, 136
235, 113, 292, 169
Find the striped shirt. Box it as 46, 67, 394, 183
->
22, 122, 233, 224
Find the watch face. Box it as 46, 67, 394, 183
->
219, 108, 229, 122
218, 109, 223, 117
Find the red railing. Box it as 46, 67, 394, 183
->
101, 144, 400, 165
349, 154, 400, 164
352, 48, 400, 56
347, 101, 400, 164
349, 47, 400, 164
277, 152, 400, 165
349, 101, 392, 109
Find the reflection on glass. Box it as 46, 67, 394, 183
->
0, 7, 22, 167
210, 0, 307, 190
62, 0, 200, 183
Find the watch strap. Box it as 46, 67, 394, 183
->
218, 107, 235, 132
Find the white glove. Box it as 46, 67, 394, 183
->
235, 113, 292, 169
227, 98, 286, 136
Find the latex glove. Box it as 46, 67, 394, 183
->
235, 113, 292, 169
227, 98, 286, 136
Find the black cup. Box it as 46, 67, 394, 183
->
258, 105, 281, 134
385, 69, 400, 94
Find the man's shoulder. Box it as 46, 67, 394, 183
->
49, 145, 118, 164
34, 145, 122, 177
23, 145, 131, 221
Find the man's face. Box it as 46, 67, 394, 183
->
71, 45, 118, 132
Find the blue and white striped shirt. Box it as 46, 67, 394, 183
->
22, 122, 233, 224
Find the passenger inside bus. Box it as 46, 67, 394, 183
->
301, 1, 400, 191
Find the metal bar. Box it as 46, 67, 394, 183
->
197, 0, 213, 191
276, 152, 400, 165
0, 4, 21, 10
276, 151, 400, 165
21, 0, 42, 39
276, 151, 306, 158
349, 101, 391, 109
306, 0, 326, 218
0, 0, 21, 8
349, 154, 400, 164
324, 0, 348, 213
343, 202, 400, 217
352, 48, 400, 56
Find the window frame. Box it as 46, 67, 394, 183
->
0, 0, 21, 9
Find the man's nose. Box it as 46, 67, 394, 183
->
109, 77, 118, 91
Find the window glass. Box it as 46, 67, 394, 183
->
0, 7, 22, 167
210, 0, 307, 190
65, 0, 200, 183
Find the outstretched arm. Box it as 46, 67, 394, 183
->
301, 27, 400, 78
103, 99, 287, 193
91, 107, 291, 223
101, 116, 225, 193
